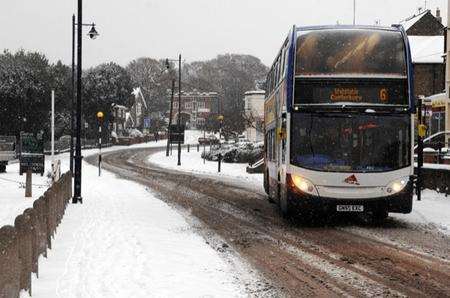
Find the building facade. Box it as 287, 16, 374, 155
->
110, 104, 128, 138
170, 91, 219, 129
400, 8, 445, 97
243, 90, 265, 142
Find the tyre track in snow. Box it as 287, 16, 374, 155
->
95, 147, 450, 297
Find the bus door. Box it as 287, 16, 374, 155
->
277, 115, 287, 180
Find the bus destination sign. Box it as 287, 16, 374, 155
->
295, 80, 408, 106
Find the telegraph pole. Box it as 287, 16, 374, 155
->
353, 0, 356, 25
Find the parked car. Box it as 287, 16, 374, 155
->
0, 135, 17, 173
198, 135, 219, 145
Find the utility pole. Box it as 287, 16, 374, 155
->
353, 0, 356, 25
177, 54, 182, 166
445, 0, 450, 147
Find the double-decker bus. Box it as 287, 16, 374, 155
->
263, 25, 415, 220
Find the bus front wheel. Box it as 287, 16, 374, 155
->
279, 185, 295, 218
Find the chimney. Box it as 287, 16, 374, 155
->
436, 7, 442, 23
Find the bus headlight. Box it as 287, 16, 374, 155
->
289, 174, 318, 196
386, 178, 408, 194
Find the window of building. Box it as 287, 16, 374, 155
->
197, 118, 205, 126
185, 102, 193, 109
197, 101, 205, 109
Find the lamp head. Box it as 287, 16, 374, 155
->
165, 58, 170, 70
87, 24, 99, 39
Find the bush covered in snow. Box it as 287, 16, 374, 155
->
201, 142, 263, 164
129, 129, 144, 138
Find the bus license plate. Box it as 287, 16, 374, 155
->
336, 205, 364, 212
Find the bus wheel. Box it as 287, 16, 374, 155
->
0, 165, 6, 173
279, 186, 294, 219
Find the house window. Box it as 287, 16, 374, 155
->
197, 118, 205, 126
198, 101, 205, 109
185, 102, 193, 109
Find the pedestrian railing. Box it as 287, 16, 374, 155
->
0, 172, 72, 298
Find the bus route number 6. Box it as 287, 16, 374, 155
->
379, 88, 388, 103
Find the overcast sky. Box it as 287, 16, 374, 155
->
1, 0, 447, 68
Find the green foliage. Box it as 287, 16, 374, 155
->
0, 50, 53, 137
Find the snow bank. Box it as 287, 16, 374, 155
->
0, 162, 51, 227
184, 129, 219, 145
392, 190, 450, 235
148, 149, 263, 192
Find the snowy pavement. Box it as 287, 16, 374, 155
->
392, 190, 450, 235
28, 155, 246, 297
150, 149, 450, 236
0, 159, 52, 227
0, 142, 160, 227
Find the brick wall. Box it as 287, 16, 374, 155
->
406, 12, 444, 36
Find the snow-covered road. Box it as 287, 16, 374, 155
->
103, 147, 450, 297
150, 148, 450, 236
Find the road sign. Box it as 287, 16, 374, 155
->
19, 132, 45, 176
169, 124, 185, 144
144, 117, 151, 129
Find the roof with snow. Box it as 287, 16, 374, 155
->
408, 35, 444, 63
400, 9, 429, 31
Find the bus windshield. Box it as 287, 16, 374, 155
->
296, 29, 407, 77
290, 113, 411, 172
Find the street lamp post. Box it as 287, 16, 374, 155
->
166, 77, 175, 157
70, 15, 75, 175
165, 55, 182, 165
97, 111, 104, 177
177, 54, 182, 166
72, 0, 99, 204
